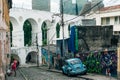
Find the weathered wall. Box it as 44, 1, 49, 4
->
0, 0, 10, 79
77, 25, 113, 52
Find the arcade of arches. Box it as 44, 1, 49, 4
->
9, 8, 80, 65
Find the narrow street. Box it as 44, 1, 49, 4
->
7, 67, 91, 80
6, 66, 117, 80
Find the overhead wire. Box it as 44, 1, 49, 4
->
64, 1, 103, 23
12, 0, 119, 23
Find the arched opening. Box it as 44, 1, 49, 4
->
10, 17, 19, 30
41, 21, 48, 46
10, 17, 19, 47
23, 20, 32, 46
10, 22, 13, 47
26, 51, 37, 64
56, 23, 60, 38
10, 54, 20, 68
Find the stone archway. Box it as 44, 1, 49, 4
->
25, 51, 37, 64
23, 18, 38, 47
41, 20, 52, 46
10, 54, 20, 67
10, 17, 20, 47
10, 17, 19, 31
41, 21, 48, 46
23, 20, 32, 46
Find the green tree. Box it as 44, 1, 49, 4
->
42, 22, 47, 46
23, 20, 32, 46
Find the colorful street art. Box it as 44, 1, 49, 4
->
78, 50, 117, 77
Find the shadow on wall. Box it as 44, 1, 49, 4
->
26, 51, 37, 63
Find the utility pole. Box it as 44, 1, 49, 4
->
47, 28, 51, 69
60, 0, 65, 57
36, 33, 39, 67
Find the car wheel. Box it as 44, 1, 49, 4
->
83, 71, 87, 75
67, 70, 71, 76
84, 72, 87, 75
62, 69, 65, 75
67, 72, 71, 76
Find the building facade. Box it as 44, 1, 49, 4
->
60, 0, 88, 15
9, 8, 83, 66
32, 0, 89, 15
85, 4, 120, 35
0, 0, 11, 79
32, 0, 50, 11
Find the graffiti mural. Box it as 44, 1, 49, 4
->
78, 50, 117, 77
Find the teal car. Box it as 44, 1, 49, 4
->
62, 58, 87, 76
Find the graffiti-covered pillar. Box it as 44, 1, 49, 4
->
117, 43, 120, 79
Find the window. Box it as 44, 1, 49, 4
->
119, 16, 120, 24
101, 18, 106, 25
114, 31, 119, 35
114, 16, 118, 24
106, 17, 110, 24
101, 17, 110, 25
114, 16, 120, 24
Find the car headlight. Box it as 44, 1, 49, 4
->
83, 64, 86, 68
67, 67, 72, 71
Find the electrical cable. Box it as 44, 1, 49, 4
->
64, 1, 103, 23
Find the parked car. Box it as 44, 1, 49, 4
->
62, 58, 87, 76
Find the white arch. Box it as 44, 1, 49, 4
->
23, 18, 39, 46
10, 16, 19, 31
9, 8, 82, 66
23, 18, 38, 33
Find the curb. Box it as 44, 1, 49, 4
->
38, 66, 62, 73
47, 69, 62, 73
39, 67, 117, 80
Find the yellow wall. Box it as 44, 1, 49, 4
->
3, 0, 10, 31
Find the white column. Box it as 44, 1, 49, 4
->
12, 30, 24, 47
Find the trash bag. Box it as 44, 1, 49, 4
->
7, 69, 12, 76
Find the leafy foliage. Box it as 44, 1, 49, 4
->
84, 52, 102, 73
41, 22, 47, 46
80, 50, 117, 76
23, 20, 32, 46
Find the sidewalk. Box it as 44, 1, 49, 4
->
38, 65, 118, 80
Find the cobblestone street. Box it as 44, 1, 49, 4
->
6, 66, 117, 80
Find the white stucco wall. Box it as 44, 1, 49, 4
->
85, 9, 120, 31
9, 8, 83, 65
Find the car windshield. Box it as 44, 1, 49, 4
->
70, 59, 81, 65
